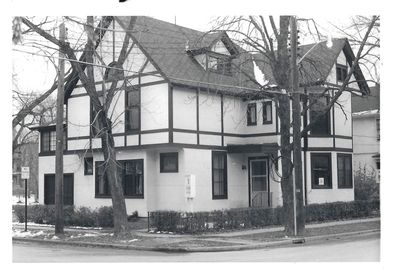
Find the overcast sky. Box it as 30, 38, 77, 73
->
11, 15, 371, 96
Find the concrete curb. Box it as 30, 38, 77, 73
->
12, 229, 380, 253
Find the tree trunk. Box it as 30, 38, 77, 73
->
98, 113, 129, 235
277, 94, 295, 235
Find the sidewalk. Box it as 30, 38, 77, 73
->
12, 217, 380, 252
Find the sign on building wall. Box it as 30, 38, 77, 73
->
185, 174, 196, 199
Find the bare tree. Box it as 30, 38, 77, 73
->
211, 15, 378, 235
18, 16, 137, 235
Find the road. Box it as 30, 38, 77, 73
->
13, 234, 380, 262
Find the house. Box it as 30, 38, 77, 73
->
34, 16, 369, 217
352, 85, 380, 182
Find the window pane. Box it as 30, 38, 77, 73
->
312, 154, 331, 188
160, 153, 178, 172
310, 96, 330, 135
252, 161, 266, 176
127, 107, 140, 130
212, 152, 227, 198
50, 131, 56, 151
247, 104, 257, 125
263, 102, 272, 123
252, 176, 267, 191
41, 132, 49, 152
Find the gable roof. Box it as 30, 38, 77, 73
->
254, 38, 370, 95
115, 16, 256, 94
352, 84, 380, 113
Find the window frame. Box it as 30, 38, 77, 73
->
309, 96, 331, 136
125, 87, 141, 133
84, 157, 94, 175
247, 103, 257, 126
95, 159, 144, 199
262, 101, 273, 124
211, 151, 228, 200
40, 128, 67, 154
336, 64, 348, 83
207, 53, 232, 76
337, 153, 353, 189
376, 118, 380, 141
160, 152, 179, 173
311, 153, 332, 189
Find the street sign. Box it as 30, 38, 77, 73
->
21, 167, 30, 179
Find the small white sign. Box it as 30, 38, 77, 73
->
318, 177, 325, 186
21, 167, 30, 179
185, 174, 196, 199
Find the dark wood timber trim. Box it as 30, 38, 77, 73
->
168, 84, 173, 143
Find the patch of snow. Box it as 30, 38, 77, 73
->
128, 239, 138, 242
82, 233, 98, 237
51, 235, 59, 240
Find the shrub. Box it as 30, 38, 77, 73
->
149, 200, 380, 233
354, 165, 380, 201
12, 205, 114, 228
96, 206, 113, 227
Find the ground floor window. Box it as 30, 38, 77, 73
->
160, 152, 178, 173
95, 159, 144, 198
212, 151, 227, 199
337, 153, 353, 188
44, 174, 74, 205
311, 153, 332, 189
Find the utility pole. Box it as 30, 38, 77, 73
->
290, 16, 305, 236
55, 22, 66, 235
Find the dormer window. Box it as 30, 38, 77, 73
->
207, 54, 232, 75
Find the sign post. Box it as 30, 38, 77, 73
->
21, 167, 29, 232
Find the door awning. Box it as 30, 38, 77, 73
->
227, 143, 279, 154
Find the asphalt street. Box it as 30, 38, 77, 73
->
13, 233, 380, 262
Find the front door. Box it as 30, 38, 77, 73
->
44, 174, 74, 205
249, 159, 270, 207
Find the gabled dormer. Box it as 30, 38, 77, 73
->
187, 32, 239, 76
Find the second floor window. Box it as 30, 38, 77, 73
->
90, 97, 103, 137
247, 103, 257, 126
262, 101, 273, 124
310, 96, 330, 136
126, 88, 140, 131
376, 118, 380, 141
41, 129, 66, 153
336, 64, 347, 82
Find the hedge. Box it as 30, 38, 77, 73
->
12, 205, 114, 228
149, 200, 380, 233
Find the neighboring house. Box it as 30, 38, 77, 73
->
33, 17, 369, 217
352, 85, 380, 182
